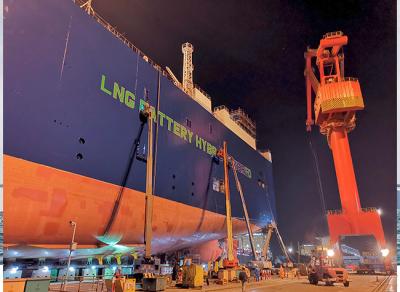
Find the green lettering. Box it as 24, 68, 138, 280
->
195, 135, 202, 149
124, 90, 135, 109
150, 106, 157, 123
187, 130, 193, 143
202, 139, 207, 152
158, 111, 165, 126
207, 143, 217, 156
211, 145, 217, 156
100, 74, 112, 95
113, 82, 125, 103
166, 116, 173, 131
173, 121, 181, 137
180, 125, 187, 141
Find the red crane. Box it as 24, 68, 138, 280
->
304, 32, 388, 256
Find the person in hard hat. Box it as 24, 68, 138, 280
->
239, 267, 248, 292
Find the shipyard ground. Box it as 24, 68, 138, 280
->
168, 275, 396, 291
48, 274, 396, 291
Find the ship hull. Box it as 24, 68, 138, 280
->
4, 0, 277, 259
5, 155, 255, 255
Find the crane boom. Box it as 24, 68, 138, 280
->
261, 224, 274, 259
218, 142, 292, 266
275, 226, 290, 262
165, 66, 182, 88
232, 160, 257, 261
219, 141, 238, 268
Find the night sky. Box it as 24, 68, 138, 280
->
91, 0, 396, 252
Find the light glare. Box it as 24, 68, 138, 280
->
10, 267, 18, 274
381, 248, 389, 257
327, 249, 335, 257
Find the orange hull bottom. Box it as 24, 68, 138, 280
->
5, 155, 256, 259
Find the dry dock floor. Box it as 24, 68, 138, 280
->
49, 274, 396, 292
166, 275, 396, 292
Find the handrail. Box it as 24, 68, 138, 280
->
73, 0, 260, 140
73, 0, 215, 102
361, 207, 378, 213
328, 207, 378, 215
213, 106, 256, 138
193, 84, 212, 100
327, 209, 343, 215
323, 31, 344, 39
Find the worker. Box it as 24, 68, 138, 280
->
176, 267, 183, 286
204, 272, 210, 286
213, 260, 219, 274
267, 268, 272, 279
292, 268, 300, 279
279, 265, 284, 279
255, 267, 260, 282
239, 267, 248, 292
112, 268, 123, 292
284, 262, 289, 278
172, 263, 178, 282
261, 269, 266, 280
114, 267, 122, 279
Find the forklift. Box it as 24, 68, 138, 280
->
308, 248, 350, 287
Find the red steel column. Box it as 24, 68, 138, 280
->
328, 128, 361, 214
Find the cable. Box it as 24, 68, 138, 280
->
308, 132, 329, 232
152, 72, 161, 193
102, 118, 147, 236
194, 157, 216, 233
264, 184, 276, 224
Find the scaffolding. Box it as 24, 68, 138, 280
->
230, 108, 256, 138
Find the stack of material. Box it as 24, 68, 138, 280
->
142, 277, 166, 291
182, 264, 204, 288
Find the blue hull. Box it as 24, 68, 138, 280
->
4, 0, 276, 243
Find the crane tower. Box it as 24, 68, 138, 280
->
182, 42, 194, 97
304, 32, 387, 255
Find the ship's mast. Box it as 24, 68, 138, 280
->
182, 42, 194, 97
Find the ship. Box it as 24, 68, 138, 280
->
4, 0, 277, 263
